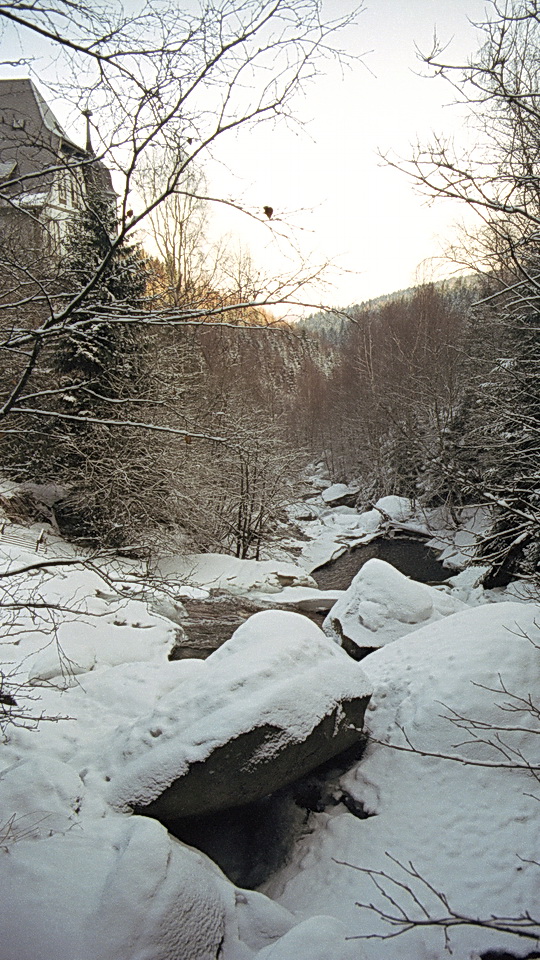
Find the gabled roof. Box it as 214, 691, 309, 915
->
0, 78, 83, 201
0, 78, 115, 205
0, 77, 82, 150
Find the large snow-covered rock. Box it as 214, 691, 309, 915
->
323, 558, 465, 655
106, 611, 371, 819
264, 601, 540, 959
0, 801, 367, 960
373, 495, 414, 522
321, 483, 360, 507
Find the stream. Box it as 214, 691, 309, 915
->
164, 534, 454, 887
171, 535, 451, 660
312, 535, 452, 591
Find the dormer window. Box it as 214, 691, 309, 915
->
12, 118, 26, 130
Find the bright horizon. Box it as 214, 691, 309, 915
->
205, 0, 490, 311
0, 0, 490, 312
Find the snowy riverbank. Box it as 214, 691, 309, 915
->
0, 490, 538, 960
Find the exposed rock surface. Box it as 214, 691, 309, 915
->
106, 611, 371, 819
168, 592, 339, 659
321, 483, 360, 508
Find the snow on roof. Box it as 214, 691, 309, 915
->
0, 159, 16, 178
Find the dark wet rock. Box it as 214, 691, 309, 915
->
164, 739, 370, 888
111, 611, 371, 823
168, 593, 333, 659
134, 697, 370, 820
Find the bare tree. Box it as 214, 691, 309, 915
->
0, 0, 364, 545
382, 0, 540, 586
136, 151, 215, 307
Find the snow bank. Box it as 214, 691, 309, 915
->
26, 606, 174, 684
0, 800, 361, 960
324, 557, 466, 650
153, 552, 316, 595
0, 550, 371, 960
2, 519, 537, 960
295, 495, 433, 574
298, 508, 382, 572
256, 916, 358, 960
0, 815, 230, 960
426, 505, 490, 570
264, 601, 540, 959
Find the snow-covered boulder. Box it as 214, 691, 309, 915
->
0, 783, 374, 960
321, 483, 360, 508
0, 816, 230, 960
323, 558, 466, 656
106, 611, 372, 819
373, 495, 413, 521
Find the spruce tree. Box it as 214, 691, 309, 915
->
10, 171, 161, 546
57, 184, 148, 408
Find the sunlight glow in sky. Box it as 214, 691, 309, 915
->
0, 0, 491, 311
209, 0, 490, 309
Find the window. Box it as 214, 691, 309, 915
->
57, 173, 67, 205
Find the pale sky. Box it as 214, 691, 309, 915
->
1, 0, 491, 310
208, 0, 490, 309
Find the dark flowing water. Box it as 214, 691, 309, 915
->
312, 536, 452, 591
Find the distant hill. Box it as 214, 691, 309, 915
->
298, 274, 480, 342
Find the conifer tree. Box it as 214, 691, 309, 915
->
57, 180, 149, 409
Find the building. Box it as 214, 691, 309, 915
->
0, 77, 115, 251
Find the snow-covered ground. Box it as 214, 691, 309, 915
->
0, 489, 539, 960
263, 601, 540, 959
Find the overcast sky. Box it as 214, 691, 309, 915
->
208, 0, 491, 309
